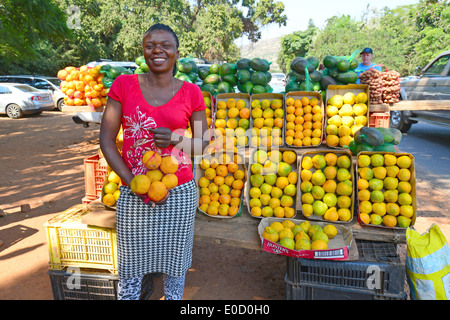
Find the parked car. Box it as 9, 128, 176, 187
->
390, 50, 450, 132
0, 83, 54, 118
86, 59, 138, 72
0, 75, 65, 111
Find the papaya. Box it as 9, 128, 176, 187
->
236, 69, 251, 83
373, 143, 396, 152
287, 70, 305, 82
251, 71, 269, 86
291, 57, 315, 75
217, 81, 233, 93
320, 76, 337, 90
198, 67, 210, 80
356, 143, 374, 153
201, 84, 217, 96
209, 64, 220, 74
374, 127, 395, 144
252, 85, 266, 94
203, 74, 221, 85
264, 83, 273, 93
323, 55, 337, 69
177, 61, 193, 74
236, 58, 251, 70
309, 70, 323, 82
336, 59, 350, 72
237, 81, 253, 94
187, 71, 197, 82
348, 139, 359, 155
349, 58, 358, 70
306, 56, 319, 70
389, 128, 403, 145
327, 67, 339, 79
250, 58, 270, 72
354, 127, 385, 146
222, 74, 238, 87
336, 70, 358, 84
285, 80, 301, 92
219, 63, 236, 77
264, 71, 272, 83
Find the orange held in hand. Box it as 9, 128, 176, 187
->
142, 150, 162, 170
160, 156, 179, 174
147, 181, 168, 202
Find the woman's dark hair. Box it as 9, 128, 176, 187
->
144, 23, 179, 76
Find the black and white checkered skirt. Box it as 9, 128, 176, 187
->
116, 179, 198, 279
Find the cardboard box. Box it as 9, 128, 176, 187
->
213, 93, 251, 148
324, 84, 370, 149
245, 147, 300, 219
355, 152, 417, 230
202, 91, 216, 142
298, 149, 355, 224
249, 93, 285, 148
284, 91, 325, 149
258, 217, 356, 260
194, 151, 246, 219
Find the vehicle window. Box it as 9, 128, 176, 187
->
14, 78, 33, 85
34, 79, 51, 89
15, 85, 40, 92
424, 55, 449, 76
0, 77, 17, 83
0, 86, 12, 94
46, 78, 61, 86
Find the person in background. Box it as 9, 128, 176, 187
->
100, 23, 209, 300
356, 47, 382, 83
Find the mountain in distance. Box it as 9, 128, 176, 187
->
238, 36, 283, 73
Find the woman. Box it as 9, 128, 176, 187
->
100, 23, 209, 300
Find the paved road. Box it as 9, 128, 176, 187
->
396, 122, 450, 192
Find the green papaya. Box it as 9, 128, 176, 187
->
201, 84, 217, 96
219, 63, 236, 77
217, 81, 233, 93
355, 127, 385, 146
203, 74, 221, 85
373, 143, 396, 152
306, 56, 319, 70
236, 69, 251, 83
309, 70, 323, 83
336, 70, 358, 84
177, 61, 193, 74
187, 71, 198, 82
323, 55, 337, 69
264, 83, 273, 93
198, 67, 210, 80
237, 81, 253, 94
252, 85, 266, 94
356, 143, 374, 153
291, 57, 315, 75
236, 58, 251, 70
348, 139, 359, 155
374, 127, 395, 144
250, 58, 270, 72
264, 71, 272, 83
288, 70, 305, 82
222, 74, 238, 87
251, 71, 269, 86
389, 128, 403, 145
320, 76, 337, 90
285, 80, 301, 93
336, 59, 350, 72
209, 64, 220, 74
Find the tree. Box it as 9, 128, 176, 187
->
0, 0, 70, 74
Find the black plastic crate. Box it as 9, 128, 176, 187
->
285, 240, 406, 299
48, 269, 119, 300
285, 276, 407, 300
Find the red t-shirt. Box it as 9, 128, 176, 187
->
107, 74, 205, 186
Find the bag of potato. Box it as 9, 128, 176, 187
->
406, 224, 450, 300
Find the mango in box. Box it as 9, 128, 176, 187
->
357, 153, 415, 228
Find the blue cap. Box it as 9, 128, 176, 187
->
361, 47, 373, 54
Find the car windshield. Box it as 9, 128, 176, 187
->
424, 55, 449, 76
15, 85, 40, 92
46, 78, 61, 86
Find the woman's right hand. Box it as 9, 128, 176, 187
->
137, 191, 170, 208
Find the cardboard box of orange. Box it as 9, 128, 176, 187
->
249, 93, 285, 148
194, 151, 246, 218
258, 217, 357, 260
245, 147, 300, 219
324, 84, 370, 149
355, 152, 417, 230
298, 149, 355, 224
212, 93, 251, 149
283, 91, 325, 148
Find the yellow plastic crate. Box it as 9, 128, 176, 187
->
45, 204, 118, 274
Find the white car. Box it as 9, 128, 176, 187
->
0, 83, 54, 118
0, 75, 65, 111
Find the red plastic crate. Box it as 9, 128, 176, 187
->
84, 154, 108, 198
369, 112, 390, 128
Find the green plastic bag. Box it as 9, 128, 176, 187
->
406, 224, 450, 300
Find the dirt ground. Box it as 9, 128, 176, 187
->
0, 111, 449, 300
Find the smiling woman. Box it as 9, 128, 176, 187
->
99, 23, 209, 300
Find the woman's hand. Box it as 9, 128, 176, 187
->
149, 127, 179, 149
137, 191, 170, 208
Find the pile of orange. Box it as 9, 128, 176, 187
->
285, 96, 323, 147
197, 152, 245, 217
250, 98, 284, 148
130, 151, 180, 202
214, 98, 250, 148
57, 65, 107, 109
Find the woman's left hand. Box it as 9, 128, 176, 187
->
149, 127, 176, 149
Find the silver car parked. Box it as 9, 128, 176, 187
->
0, 83, 54, 119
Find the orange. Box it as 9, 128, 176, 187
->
286, 106, 295, 114
310, 97, 319, 106
232, 179, 244, 190
146, 169, 164, 183
301, 97, 310, 106
142, 151, 162, 170
199, 195, 211, 205
219, 194, 231, 204
162, 173, 178, 189
312, 105, 321, 114
147, 181, 167, 202
160, 156, 179, 174
230, 189, 241, 198
227, 162, 239, 173
294, 99, 302, 108
239, 108, 250, 119
228, 205, 239, 216
130, 175, 151, 194
294, 108, 304, 116
216, 164, 228, 177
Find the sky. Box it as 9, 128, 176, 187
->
235, 0, 420, 46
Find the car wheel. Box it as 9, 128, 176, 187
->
390, 110, 411, 133
57, 99, 64, 111
6, 104, 24, 119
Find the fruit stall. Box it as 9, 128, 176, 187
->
45, 54, 418, 300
